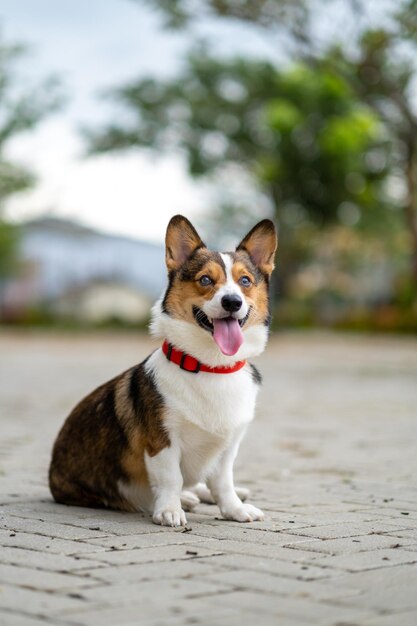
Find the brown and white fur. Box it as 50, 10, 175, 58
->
49, 215, 277, 526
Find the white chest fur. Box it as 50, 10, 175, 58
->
146, 349, 258, 435
145, 349, 259, 486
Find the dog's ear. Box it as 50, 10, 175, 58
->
236, 219, 277, 276
165, 215, 205, 272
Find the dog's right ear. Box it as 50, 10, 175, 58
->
165, 215, 205, 272
236, 219, 277, 276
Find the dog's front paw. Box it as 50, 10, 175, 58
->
153, 506, 187, 527
221, 503, 264, 523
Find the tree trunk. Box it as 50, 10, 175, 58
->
269, 186, 290, 303
404, 141, 417, 288
269, 185, 303, 304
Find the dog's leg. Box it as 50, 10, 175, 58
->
192, 483, 215, 504
145, 445, 187, 527
180, 490, 200, 511
207, 433, 264, 523
235, 486, 250, 501
192, 482, 250, 504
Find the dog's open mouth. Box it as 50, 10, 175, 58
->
192, 306, 250, 332
192, 306, 250, 356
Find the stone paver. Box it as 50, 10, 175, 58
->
1, 330, 417, 625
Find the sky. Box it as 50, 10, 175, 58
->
2, 0, 201, 243
1, 0, 277, 243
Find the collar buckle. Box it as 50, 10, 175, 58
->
179, 352, 201, 374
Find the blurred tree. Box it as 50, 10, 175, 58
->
129, 0, 417, 288
0, 33, 61, 279
137, 0, 308, 31
326, 28, 417, 287
86, 48, 388, 294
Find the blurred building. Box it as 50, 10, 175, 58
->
0, 217, 166, 324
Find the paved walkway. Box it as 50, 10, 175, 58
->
1, 330, 417, 626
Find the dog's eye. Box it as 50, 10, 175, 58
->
239, 276, 252, 287
199, 275, 213, 286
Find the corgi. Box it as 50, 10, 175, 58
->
49, 215, 277, 526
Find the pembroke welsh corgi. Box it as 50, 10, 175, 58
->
49, 215, 277, 526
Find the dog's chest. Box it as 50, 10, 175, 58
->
146, 351, 259, 436
145, 350, 260, 487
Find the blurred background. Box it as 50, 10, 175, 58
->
1, 0, 417, 332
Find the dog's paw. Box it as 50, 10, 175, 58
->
221, 503, 264, 523
153, 507, 187, 527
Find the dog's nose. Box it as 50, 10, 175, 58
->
221, 294, 242, 313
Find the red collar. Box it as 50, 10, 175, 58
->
162, 340, 246, 374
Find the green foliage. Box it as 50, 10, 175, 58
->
0, 33, 62, 278
0, 161, 34, 205
261, 65, 387, 227
0, 34, 62, 207
87, 52, 275, 179
88, 51, 388, 229
0, 219, 19, 279
137, 0, 307, 30
85, 0, 417, 309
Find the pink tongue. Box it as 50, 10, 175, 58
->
212, 318, 244, 356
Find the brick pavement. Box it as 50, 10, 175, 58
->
0, 330, 416, 626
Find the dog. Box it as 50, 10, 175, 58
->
49, 215, 277, 526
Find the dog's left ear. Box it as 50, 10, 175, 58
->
165, 215, 205, 272
236, 219, 277, 276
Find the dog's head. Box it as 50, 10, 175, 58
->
151, 215, 277, 365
